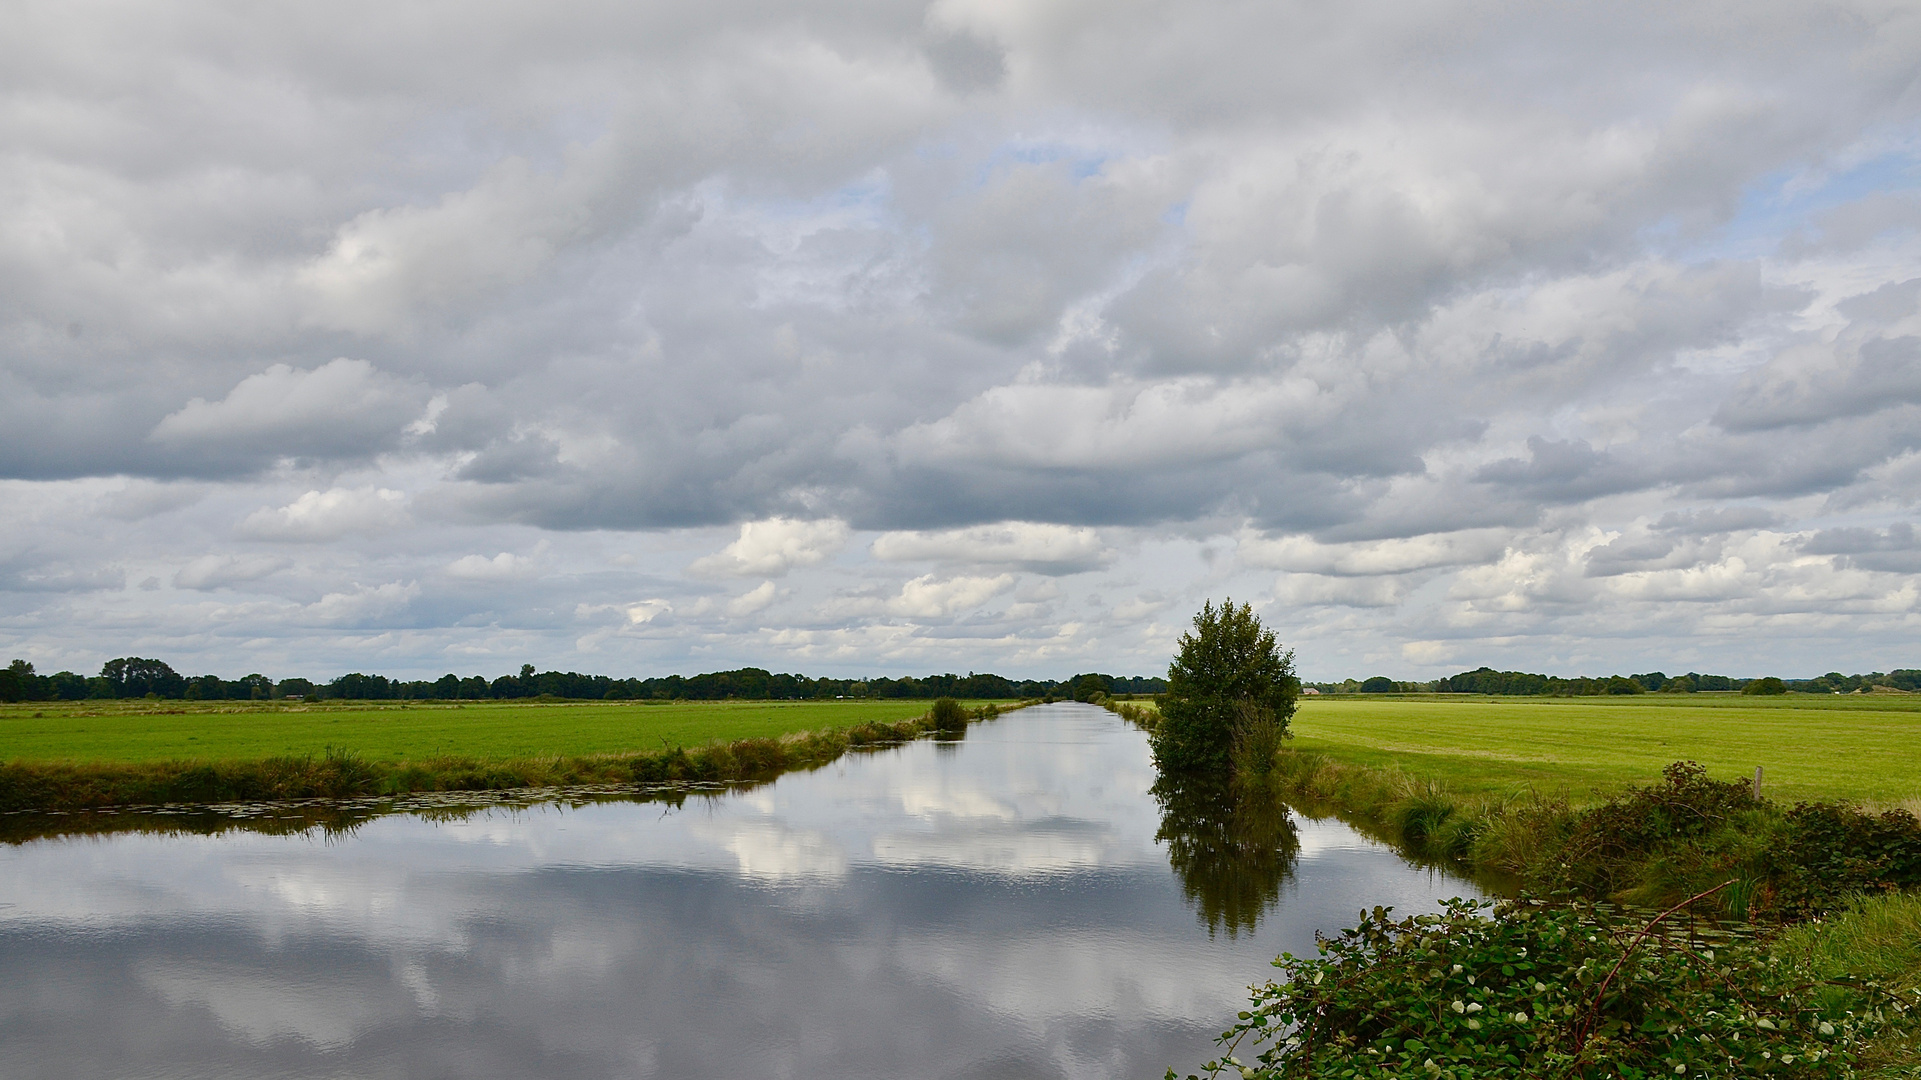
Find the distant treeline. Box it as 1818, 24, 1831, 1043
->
1309, 667, 1921, 696
0, 657, 1166, 704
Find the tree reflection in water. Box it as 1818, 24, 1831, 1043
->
1152, 774, 1301, 937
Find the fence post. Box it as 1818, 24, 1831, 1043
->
1753, 765, 1763, 799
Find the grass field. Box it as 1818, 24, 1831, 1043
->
1287, 693, 1921, 805
0, 699, 996, 764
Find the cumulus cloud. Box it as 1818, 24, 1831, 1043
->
4, 0, 1921, 677
1803, 523, 1921, 573
239, 488, 408, 542
688, 519, 851, 579
871, 523, 1111, 574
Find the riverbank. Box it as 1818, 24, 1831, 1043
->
1109, 697, 1921, 1075
0, 700, 1020, 815
1288, 693, 1921, 806
0, 697, 1007, 762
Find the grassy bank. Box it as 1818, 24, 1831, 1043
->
0, 697, 995, 762
1128, 696, 1921, 1077
1289, 694, 1921, 806
0, 700, 1019, 815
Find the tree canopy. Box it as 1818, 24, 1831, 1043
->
1151, 599, 1298, 775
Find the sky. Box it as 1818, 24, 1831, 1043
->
5, 0, 1921, 683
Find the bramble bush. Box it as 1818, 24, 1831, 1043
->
1170, 898, 1911, 1080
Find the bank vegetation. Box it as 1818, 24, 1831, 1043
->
0, 700, 1014, 816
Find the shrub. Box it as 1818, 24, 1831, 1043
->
930, 697, 968, 733
1772, 803, 1921, 915
1537, 761, 1761, 899
1743, 677, 1788, 696
1170, 897, 1907, 1080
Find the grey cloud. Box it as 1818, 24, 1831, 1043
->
1783, 195, 1921, 258
150, 359, 431, 465
1679, 409, 1921, 500
172, 554, 292, 591
1802, 522, 1921, 573
921, 29, 1006, 96
1653, 507, 1783, 534
1836, 277, 1921, 324
1716, 337, 1921, 432
97, 482, 208, 521
1474, 438, 1652, 502
870, 523, 1112, 576
1580, 532, 1741, 578
0, 556, 123, 594
455, 432, 567, 484
3, 0, 1921, 675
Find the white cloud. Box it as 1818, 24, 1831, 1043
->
238, 488, 408, 542
888, 573, 1016, 617
625, 600, 672, 625
446, 552, 536, 580
306, 581, 419, 624
871, 522, 1111, 574
727, 581, 779, 617
687, 518, 850, 578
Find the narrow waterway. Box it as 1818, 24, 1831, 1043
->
0, 702, 1479, 1079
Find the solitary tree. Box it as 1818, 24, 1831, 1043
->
1151, 599, 1298, 775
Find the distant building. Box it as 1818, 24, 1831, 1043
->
1301, 687, 1321, 695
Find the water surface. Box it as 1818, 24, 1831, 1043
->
0, 703, 1478, 1079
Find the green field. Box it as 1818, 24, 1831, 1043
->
0, 699, 990, 764
1288, 693, 1921, 805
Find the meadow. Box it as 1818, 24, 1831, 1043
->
0, 698, 993, 764
1288, 692, 1921, 806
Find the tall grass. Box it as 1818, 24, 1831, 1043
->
1772, 892, 1921, 1076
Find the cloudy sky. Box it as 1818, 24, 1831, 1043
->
5, 0, 1921, 682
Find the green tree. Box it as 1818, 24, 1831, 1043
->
1151, 599, 1298, 775
0, 659, 33, 703
1742, 675, 1788, 695
1067, 672, 1112, 702
100, 657, 185, 698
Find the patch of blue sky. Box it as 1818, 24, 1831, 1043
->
728, 170, 898, 250
972, 137, 1115, 187
1658, 148, 1921, 263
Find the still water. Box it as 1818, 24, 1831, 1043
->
0, 703, 1478, 1079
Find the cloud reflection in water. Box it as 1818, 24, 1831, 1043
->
0, 704, 1478, 1079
